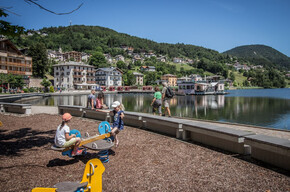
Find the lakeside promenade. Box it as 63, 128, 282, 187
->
0, 112, 289, 191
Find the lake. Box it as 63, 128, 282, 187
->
20, 88, 290, 130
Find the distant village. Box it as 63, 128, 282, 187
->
3, 37, 288, 95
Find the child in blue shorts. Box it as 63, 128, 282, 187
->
109, 101, 125, 147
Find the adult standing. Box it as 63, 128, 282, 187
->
161, 82, 171, 117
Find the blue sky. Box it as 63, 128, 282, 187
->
2, 0, 290, 56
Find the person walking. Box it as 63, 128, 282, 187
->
151, 86, 162, 116
162, 82, 171, 117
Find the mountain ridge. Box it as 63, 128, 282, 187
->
223, 44, 290, 70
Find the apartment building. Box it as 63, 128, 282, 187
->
95, 67, 123, 87
54, 61, 96, 90
133, 72, 144, 86
0, 39, 32, 85
161, 74, 177, 87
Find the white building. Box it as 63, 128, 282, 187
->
53, 61, 96, 90
95, 67, 123, 87
133, 72, 144, 86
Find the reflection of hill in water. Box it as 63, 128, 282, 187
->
193, 97, 290, 127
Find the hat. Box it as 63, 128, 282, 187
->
62, 113, 72, 121
111, 101, 120, 108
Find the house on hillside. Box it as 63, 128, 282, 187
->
140, 66, 156, 72
115, 55, 125, 62
133, 72, 144, 86
161, 74, 177, 86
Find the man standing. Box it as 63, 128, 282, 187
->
161, 82, 171, 117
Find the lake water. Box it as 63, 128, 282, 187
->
21, 88, 290, 130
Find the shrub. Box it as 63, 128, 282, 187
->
49, 86, 54, 93
29, 87, 35, 92
23, 88, 29, 93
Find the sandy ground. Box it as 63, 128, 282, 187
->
0, 113, 289, 192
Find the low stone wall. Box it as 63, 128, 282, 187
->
0, 102, 32, 114
43, 105, 290, 171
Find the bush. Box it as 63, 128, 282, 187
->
0, 88, 2, 93
49, 86, 54, 93
29, 87, 35, 92
23, 88, 29, 93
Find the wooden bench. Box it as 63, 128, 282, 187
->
0, 102, 32, 114
244, 134, 290, 171
182, 121, 255, 154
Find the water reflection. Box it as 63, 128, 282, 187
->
19, 90, 290, 130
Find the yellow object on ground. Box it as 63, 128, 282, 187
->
0, 121, 2, 127
31, 158, 105, 192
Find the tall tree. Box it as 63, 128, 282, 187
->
89, 52, 108, 68
28, 42, 48, 78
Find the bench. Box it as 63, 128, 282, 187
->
140, 113, 192, 138
0, 102, 32, 114
58, 105, 86, 117
182, 121, 255, 154
83, 108, 111, 122
244, 134, 290, 171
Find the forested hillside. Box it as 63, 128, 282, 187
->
224, 45, 290, 70
12, 25, 228, 63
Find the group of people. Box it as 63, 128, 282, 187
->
54, 98, 125, 156
151, 82, 171, 117
87, 90, 109, 110
54, 83, 171, 157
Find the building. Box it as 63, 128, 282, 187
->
95, 67, 123, 87
0, 39, 32, 86
133, 72, 144, 86
53, 61, 96, 90
63, 51, 82, 62
161, 74, 177, 87
189, 74, 203, 81
140, 66, 156, 72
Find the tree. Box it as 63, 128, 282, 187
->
28, 42, 48, 78
40, 78, 51, 92
116, 61, 127, 73
0, 9, 24, 36
229, 72, 235, 81
89, 52, 108, 68
125, 71, 136, 86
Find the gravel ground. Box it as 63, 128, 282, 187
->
0, 113, 289, 192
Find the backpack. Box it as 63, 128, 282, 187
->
165, 87, 174, 98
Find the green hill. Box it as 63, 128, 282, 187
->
223, 45, 290, 70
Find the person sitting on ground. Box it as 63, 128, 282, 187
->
96, 91, 108, 110
151, 86, 162, 116
54, 113, 83, 156
109, 101, 125, 147
87, 90, 96, 109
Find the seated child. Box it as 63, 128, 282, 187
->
109, 101, 125, 147
54, 113, 83, 156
